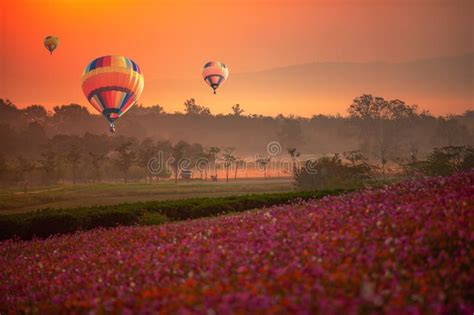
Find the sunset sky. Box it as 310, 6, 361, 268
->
0, 0, 472, 117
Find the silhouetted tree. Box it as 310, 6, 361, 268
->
64, 145, 82, 184
138, 138, 157, 183
89, 152, 108, 183
0, 154, 12, 185
51, 104, 92, 134
234, 158, 245, 180
222, 147, 235, 182
278, 119, 303, 149
15, 156, 35, 190
38, 151, 62, 184
0, 99, 24, 127
184, 99, 211, 116
153, 140, 173, 181
256, 156, 271, 180
114, 142, 137, 183
231, 104, 245, 116
435, 116, 469, 147
20, 122, 48, 156
170, 141, 189, 184
287, 148, 301, 175
23, 105, 48, 124
195, 151, 212, 180
349, 95, 417, 177
207, 147, 221, 179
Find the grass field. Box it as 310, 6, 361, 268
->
0, 178, 294, 214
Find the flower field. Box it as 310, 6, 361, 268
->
1, 172, 473, 314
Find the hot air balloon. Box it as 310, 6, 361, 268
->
202, 61, 228, 94
44, 36, 59, 55
81, 55, 144, 133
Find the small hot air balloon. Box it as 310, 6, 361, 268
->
202, 61, 228, 94
44, 36, 59, 55
81, 55, 144, 133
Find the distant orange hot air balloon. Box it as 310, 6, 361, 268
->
81, 55, 144, 133
44, 36, 59, 55
202, 61, 229, 94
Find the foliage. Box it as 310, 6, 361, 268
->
405, 145, 474, 176
113, 142, 138, 183
137, 211, 169, 226
295, 153, 372, 190
0, 189, 348, 241
231, 104, 244, 116
0, 97, 473, 186
183, 98, 211, 116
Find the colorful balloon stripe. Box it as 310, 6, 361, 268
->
84, 55, 142, 74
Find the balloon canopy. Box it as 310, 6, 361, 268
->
202, 61, 228, 94
81, 55, 144, 131
44, 36, 59, 55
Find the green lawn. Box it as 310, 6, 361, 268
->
0, 178, 295, 214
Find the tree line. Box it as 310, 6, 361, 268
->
0, 95, 472, 187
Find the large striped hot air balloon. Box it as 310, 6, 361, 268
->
44, 36, 59, 55
81, 55, 144, 132
202, 61, 228, 94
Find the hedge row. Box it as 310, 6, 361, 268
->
0, 189, 349, 241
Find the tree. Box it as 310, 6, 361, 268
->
222, 147, 235, 182
425, 146, 473, 175
0, 154, 14, 185
170, 141, 190, 184
51, 104, 92, 134
184, 99, 211, 116
132, 104, 164, 115
287, 148, 301, 175
23, 105, 48, 124
154, 140, 173, 181
89, 152, 108, 183
64, 145, 82, 184
20, 122, 48, 156
0, 99, 24, 127
0, 124, 20, 156
15, 157, 35, 190
234, 158, 246, 180
295, 154, 372, 190
343, 150, 367, 167
348, 95, 417, 178
195, 151, 212, 180
207, 147, 221, 179
114, 142, 137, 183
435, 116, 469, 147
138, 138, 157, 183
231, 104, 244, 116
37, 151, 61, 185
278, 119, 303, 150
256, 156, 271, 180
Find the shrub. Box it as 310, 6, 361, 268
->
137, 212, 169, 226
23, 211, 81, 239
295, 154, 372, 190
0, 190, 348, 241
405, 146, 474, 176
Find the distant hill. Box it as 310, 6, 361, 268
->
149, 53, 472, 116
225, 53, 473, 115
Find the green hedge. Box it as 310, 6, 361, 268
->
0, 189, 349, 241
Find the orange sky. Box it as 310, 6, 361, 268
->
0, 0, 472, 117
